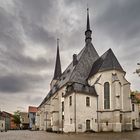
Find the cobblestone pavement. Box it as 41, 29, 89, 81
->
0, 130, 140, 140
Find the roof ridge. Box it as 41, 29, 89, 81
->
88, 48, 124, 79
69, 42, 99, 84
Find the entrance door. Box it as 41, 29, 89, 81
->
132, 119, 135, 129
86, 120, 90, 130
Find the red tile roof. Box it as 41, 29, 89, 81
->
28, 106, 37, 113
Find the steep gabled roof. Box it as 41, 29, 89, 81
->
39, 43, 99, 108
28, 106, 37, 113
89, 48, 124, 78
69, 43, 99, 84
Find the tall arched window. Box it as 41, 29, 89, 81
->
104, 82, 110, 109
119, 82, 121, 96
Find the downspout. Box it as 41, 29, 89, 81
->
46, 112, 47, 131
97, 95, 99, 132
62, 117, 63, 133
74, 92, 77, 133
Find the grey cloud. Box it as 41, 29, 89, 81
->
95, 0, 140, 44
0, 74, 28, 93
24, 95, 43, 105
14, 0, 58, 47
0, 73, 50, 93
0, 49, 54, 73
0, 5, 25, 51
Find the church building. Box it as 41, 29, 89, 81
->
36, 9, 139, 132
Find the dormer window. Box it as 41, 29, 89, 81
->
67, 69, 70, 73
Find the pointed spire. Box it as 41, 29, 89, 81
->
53, 38, 62, 80
85, 7, 92, 44
87, 8, 90, 30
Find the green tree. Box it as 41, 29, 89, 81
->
135, 63, 140, 76
13, 110, 21, 128
131, 91, 140, 104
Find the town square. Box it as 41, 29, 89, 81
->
0, 0, 140, 139
1, 130, 140, 140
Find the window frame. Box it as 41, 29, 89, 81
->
132, 104, 135, 112
86, 97, 90, 107
69, 96, 72, 106
62, 101, 64, 112
104, 82, 110, 109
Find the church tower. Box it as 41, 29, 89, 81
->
50, 39, 62, 89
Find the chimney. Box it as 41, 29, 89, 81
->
73, 54, 78, 66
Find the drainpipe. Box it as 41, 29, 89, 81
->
74, 92, 77, 133
97, 95, 99, 132
62, 117, 63, 133
46, 112, 47, 131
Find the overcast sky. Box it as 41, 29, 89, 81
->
0, 0, 140, 113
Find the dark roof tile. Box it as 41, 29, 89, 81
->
89, 48, 124, 78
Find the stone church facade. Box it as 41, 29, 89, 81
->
36, 9, 139, 132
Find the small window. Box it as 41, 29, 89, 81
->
69, 96, 72, 106
67, 69, 70, 73
120, 114, 122, 123
63, 77, 65, 80
132, 104, 135, 112
86, 97, 90, 106
62, 101, 64, 112
70, 118, 72, 124
62, 115, 64, 120
62, 92, 64, 97
106, 121, 108, 126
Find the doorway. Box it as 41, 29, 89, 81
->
86, 120, 90, 130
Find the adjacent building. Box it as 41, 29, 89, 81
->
37, 9, 140, 132
10, 114, 17, 130
0, 111, 11, 130
131, 93, 140, 128
0, 111, 17, 131
0, 111, 5, 132
28, 106, 37, 130
20, 112, 29, 129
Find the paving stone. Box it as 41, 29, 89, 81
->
0, 130, 140, 140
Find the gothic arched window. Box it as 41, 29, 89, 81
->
119, 82, 121, 96
104, 82, 110, 109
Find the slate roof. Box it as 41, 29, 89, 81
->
88, 48, 124, 78
28, 106, 37, 113
39, 42, 99, 107
69, 42, 99, 84
65, 82, 97, 97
